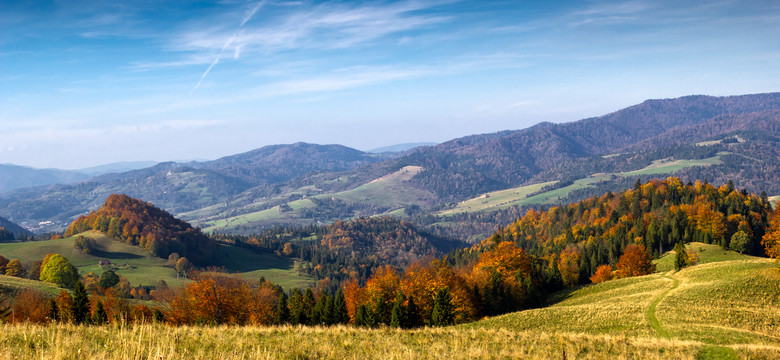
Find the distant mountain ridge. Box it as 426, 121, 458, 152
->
1, 92, 779, 235
0, 164, 89, 194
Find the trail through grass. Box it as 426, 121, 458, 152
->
646, 273, 679, 338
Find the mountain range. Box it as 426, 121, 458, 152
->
1, 93, 778, 238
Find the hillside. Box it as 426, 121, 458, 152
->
469, 247, 780, 358
0, 216, 32, 240
64, 194, 219, 265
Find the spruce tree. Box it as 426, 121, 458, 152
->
47, 298, 59, 323
323, 295, 335, 326
274, 292, 290, 325
406, 295, 419, 328
431, 287, 454, 326
333, 290, 349, 325
92, 301, 108, 324
71, 281, 90, 324
354, 304, 369, 327
390, 292, 406, 328
674, 242, 688, 271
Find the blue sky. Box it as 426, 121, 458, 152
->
1, 0, 779, 169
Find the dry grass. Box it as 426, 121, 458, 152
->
0, 323, 723, 360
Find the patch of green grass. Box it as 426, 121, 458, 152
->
437, 181, 557, 215
654, 242, 753, 272
614, 155, 722, 177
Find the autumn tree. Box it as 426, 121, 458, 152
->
5, 259, 26, 277
558, 246, 582, 287
175, 257, 194, 278
0, 255, 8, 274
167, 273, 254, 325
615, 244, 655, 278
11, 290, 48, 323
54, 291, 74, 323
589, 264, 613, 283
763, 210, 780, 262
40, 254, 79, 288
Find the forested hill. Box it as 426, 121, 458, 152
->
463, 177, 774, 284
64, 194, 218, 265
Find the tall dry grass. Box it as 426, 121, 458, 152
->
0, 322, 724, 360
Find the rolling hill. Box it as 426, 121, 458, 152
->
467, 243, 780, 358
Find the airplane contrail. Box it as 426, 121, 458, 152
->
191, 1, 267, 94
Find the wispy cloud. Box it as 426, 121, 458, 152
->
191, 1, 268, 93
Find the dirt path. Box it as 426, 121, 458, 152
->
646, 272, 679, 338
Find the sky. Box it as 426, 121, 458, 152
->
1, 0, 779, 169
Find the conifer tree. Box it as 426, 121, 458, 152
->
71, 281, 90, 324
92, 301, 108, 324
406, 295, 419, 328
354, 304, 369, 327
333, 290, 349, 325
390, 292, 406, 328
47, 298, 59, 323
431, 287, 454, 326
674, 242, 688, 271
274, 292, 290, 325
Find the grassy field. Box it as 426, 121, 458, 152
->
0, 231, 313, 290
437, 181, 557, 216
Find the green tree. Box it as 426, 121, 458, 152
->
431, 287, 454, 327
333, 290, 349, 325
39, 254, 79, 289
389, 292, 406, 328
71, 281, 90, 324
99, 269, 120, 289
674, 242, 688, 271
729, 230, 751, 254
92, 300, 108, 324
274, 292, 289, 325
406, 295, 419, 328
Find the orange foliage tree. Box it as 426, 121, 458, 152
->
762, 210, 780, 261
558, 246, 582, 287
615, 244, 655, 278
589, 264, 613, 283
10, 290, 49, 323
